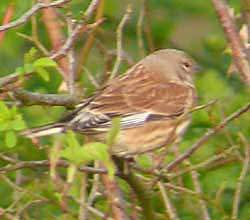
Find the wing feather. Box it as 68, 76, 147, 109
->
67, 64, 195, 132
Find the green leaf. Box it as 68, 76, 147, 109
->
83, 142, 110, 161
9, 106, 17, 118
23, 63, 34, 73
5, 131, 17, 148
24, 47, 38, 64
106, 117, 121, 146
15, 66, 25, 75
36, 67, 50, 81
33, 57, 57, 68
136, 155, 153, 169
12, 118, 26, 131
0, 101, 10, 119
65, 131, 81, 149
0, 119, 8, 131
83, 142, 115, 178
60, 146, 92, 165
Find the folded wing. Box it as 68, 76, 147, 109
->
68, 64, 195, 133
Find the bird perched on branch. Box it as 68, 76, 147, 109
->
21, 49, 200, 156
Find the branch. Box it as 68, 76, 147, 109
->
241, 0, 250, 39
0, 72, 32, 89
50, 18, 105, 60
0, 3, 15, 43
13, 89, 80, 107
158, 181, 179, 220
101, 170, 129, 220
75, 0, 104, 78
166, 102, 250, 171
171, 145, 239, 178
0, 159, 106, 174
84, 0, 101, 20
211, 0, 250, 85
231, 134, 250, 220
0, 0, 71, 32
188, 161, 211, 220
110, 5, 132, 79
41, 0, 69, 79
136, 0, 146, 57
121, 172, 155, 220
114, 157, 155, 220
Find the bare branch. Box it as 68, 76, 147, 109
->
212, 0, 250, 85
188, 161, 211, 220
110, 5, 132, 79
78, 173, 88, 220
158, 181, 180, 220
50, 18, 105, 60
0, 72, 32, 89
76, 0, 104, 78
171, 145, 239, 178
13, 89, 80, 107
0, 0, 71, 32
66, 16, 76, 95
120, 164, 155, 220
0, 159, 107, 174
0, 3, 15, 44
166, 102, 250, 171
84, 0, 101, 20
101, 172, 130, 220
137, 0, 146, 57
231, 133, 250, 220
41, 0, 69, 80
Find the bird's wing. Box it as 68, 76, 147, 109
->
68, 64, 195, 133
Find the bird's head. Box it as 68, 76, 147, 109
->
143, 49, 201, 85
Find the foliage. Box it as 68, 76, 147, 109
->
0, 0, 249, 219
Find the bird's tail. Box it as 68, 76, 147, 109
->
20, 123, 65, 138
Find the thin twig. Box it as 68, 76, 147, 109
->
166, 102, 250, 171
0, 72, 32, 89
0, 159, 107, 174
0, 154, 18, 164
231, 133, 250, 220
110, 5, 132, 79
137, 0, 145, 57
87, 161, 101, 205
164, 183, 229, 217
0, 3, 15, 43
187, 161, 211, 220
171, 145, 239, 178
241, 0, 250, 40
42, 0, 69, 79
50, 18, 105, 60
84, 0, 101, 20
83, 67, 100, 88
67, 16, 76, 95
144, 0, 154, 52
78, 173, 88, 220
13, 89, 80, 107
121, 171, 155, 220
101, 171, 129, 220
211, 0, 250, 84
76, 0, 104, 78
158, 181, 180, 220
0, 0, 71, 32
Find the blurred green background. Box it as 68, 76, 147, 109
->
0, 0, 249, 219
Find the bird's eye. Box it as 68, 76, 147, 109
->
182, 61, 191, 71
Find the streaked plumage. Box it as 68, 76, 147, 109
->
21, 49, 200, 156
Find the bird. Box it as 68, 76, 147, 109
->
21, 49, 200, 157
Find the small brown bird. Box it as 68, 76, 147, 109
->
21, 49, 200, 156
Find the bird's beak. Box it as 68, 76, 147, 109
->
194, 64, 203, 73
